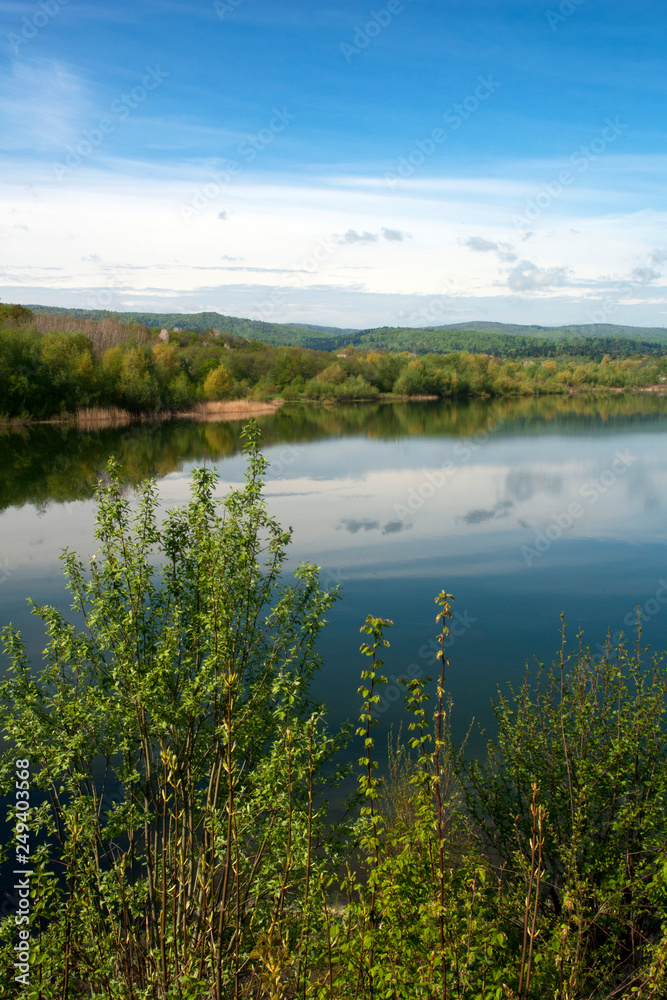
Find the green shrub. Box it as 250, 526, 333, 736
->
0, 423, 344, 997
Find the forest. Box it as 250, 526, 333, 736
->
2, 304, 667, 420
26, 303, 667, 355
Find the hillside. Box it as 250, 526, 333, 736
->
24, 305, 667, 358
25, 306, 355, 351
4, 305, 667, 420
422, 320, 667, 341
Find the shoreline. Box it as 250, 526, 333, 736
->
2, 398, 285, 431
2, 385, 666, 430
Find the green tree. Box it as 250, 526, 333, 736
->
0, 303, 33, 323
39, 331, 98, 412
0, 326, 42, 416
118, 345, 161, 410
316, 363, 346, 385
203, 362, 234, 400
394, 359, 427, 395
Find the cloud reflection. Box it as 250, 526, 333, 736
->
382, 520, 412, 534
462, 499, 513, 525
337, 517, 380, 534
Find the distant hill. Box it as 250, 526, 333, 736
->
428, 321, 667, 341
25, 306, 356, 351
350, 325, 667, 359
25, 305, 667, 358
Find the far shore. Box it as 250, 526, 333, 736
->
3, 385, 666, 430
2, 399, 285, 431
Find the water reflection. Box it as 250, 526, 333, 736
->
2, 395, 667, 757
3, 394, 667, 512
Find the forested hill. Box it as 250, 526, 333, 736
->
350, 326, 667, 359
408, 320, 667, 340
26, 305, 667, 356
26, 306, 355, 352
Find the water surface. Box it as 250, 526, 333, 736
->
2, 395, 667, 754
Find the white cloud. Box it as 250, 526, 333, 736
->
463, 236, 517, 262
381, 227, 410, 241
506, 261, 571, 292
2, 158, 667, 326
337, 227, 411, 244
338, 229, 379, 244
631, 266, 661, 284
464, 236, 498, 253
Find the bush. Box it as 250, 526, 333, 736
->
0, 423, 344, 997
464, 624, 667, 997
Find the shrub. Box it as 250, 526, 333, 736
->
0, 423, 344, 997
464, 620, 667, 998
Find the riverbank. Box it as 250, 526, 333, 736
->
4, 384, 667, 431
3, 398, 284, 431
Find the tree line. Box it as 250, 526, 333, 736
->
2, 304, 667, 420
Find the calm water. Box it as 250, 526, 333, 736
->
2, 395, 667, 755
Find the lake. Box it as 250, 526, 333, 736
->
2, 395, 667, 758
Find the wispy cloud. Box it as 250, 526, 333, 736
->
631, 266, 661, 283
381, 227, 410, 241
0, 59, 89, 151
3, 162, 667, 326
337, 227, 411, 244
463, 236, 517, 262
338, 229, 379, 244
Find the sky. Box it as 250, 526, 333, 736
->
1, 0, 667, 329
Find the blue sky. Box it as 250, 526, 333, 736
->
1, 0, 667, 328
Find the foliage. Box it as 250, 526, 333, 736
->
0, 423, 344, 997
2, 425, 667, 997
203, 363, 234, 400
0, 304, 33, 323
464, 620, 667, 998
3, 305, 667, 420
25, 304, 667, 353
